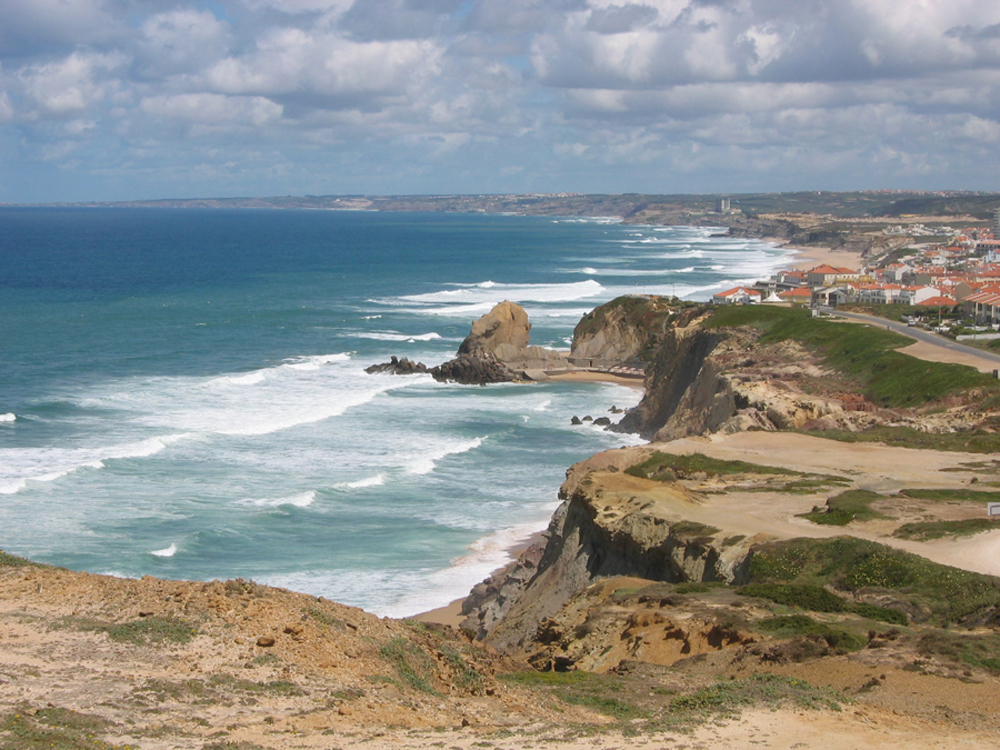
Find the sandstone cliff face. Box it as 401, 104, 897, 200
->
605, 306, 969, 441
460, 450, 755, 652
570, 296, 676, 364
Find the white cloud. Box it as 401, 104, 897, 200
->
20, 51, 126, 116
3, 0, 1000, 199
137, 9, 234, 77
140, 93, 284, 127
0, 91, 13, 122
205, 28, 443, 99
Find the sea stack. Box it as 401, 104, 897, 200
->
457, 299, 532, 359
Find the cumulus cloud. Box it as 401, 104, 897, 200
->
204, 28, 443, 100
140, 93, 283, 127
20, 51, 126, 116
136, 9, 234, 78
1, 0, 999, 200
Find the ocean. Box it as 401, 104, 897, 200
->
0, 208, 794, 616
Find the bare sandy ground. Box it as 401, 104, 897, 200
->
640, 431, 1000, 577
546, 370, 645, 389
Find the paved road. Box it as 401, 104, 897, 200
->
831, 310, 1000, 368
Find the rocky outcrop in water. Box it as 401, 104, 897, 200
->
368, 301, 568, 385
431, 353, 516, 384
364, 353, 515, 384
458, 300, 532, 357
364, 356, 430, 375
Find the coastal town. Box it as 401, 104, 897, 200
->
713, 207, 1000, 336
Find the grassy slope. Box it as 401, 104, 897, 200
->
705, 305, 999, 408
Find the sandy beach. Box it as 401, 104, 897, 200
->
787, 244, 865, 270
761, 236, 864, 271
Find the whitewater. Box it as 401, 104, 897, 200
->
0, 208, 795, 616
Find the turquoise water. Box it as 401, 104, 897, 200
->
0, 208, 793, 615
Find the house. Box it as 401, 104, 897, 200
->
810, 286, 851, 308
877, 263, 911, 282
916, 295, 956, 307
712, 287, 762, 305
964, 289, 1000, 324
806, 265, 860, 287
856, 283, 903, 304
777, 287, 813, 303
776, 269, 809, 287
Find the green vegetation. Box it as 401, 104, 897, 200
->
916, 630, 1000, 674
706, 305, 999, 408
303, 607, 349, 629
574, 296, 671, 341
799, 490, 888, 526
747, 536, 1000, 626
55, 615, 197, 646
105, 616, 197, 645
379, 637, 438, 694
755, 614, 867, 651
0, 708, 123, 750
439, 646, 486, 695
807, 428, 1000, 454
0, 550, 44, 568
899, 487, 1000, 503
131, 675, 305, 707
625, 451, 799, 481
742, 583, 847, 611
500, 670, 644, 721
222, 578, 265, 598
669, 520, 721, 539
837, 304, 925, 323
668, 674, 843, 714
501, 670, 844, 733
741, 583, 907, 624
893, 518, 1000, 541
625, 451, 847, 493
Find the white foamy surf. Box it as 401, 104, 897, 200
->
407, 436, 486, 475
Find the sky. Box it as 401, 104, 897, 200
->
1, 0, 1000, 202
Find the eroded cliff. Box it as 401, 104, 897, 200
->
460, 447, 757, 653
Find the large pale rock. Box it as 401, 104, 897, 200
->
458, 301, 531, 359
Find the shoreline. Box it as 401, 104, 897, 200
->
770, 238, 865, 271
544, 369, 645, 389
412, 530, 546, 627
413, 368, 646, 626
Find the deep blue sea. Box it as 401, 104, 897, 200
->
0, 208, 794, 616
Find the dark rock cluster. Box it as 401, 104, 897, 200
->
364, 354, 516, 385
431, 354, 516, 385
364, 356, 429, 375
